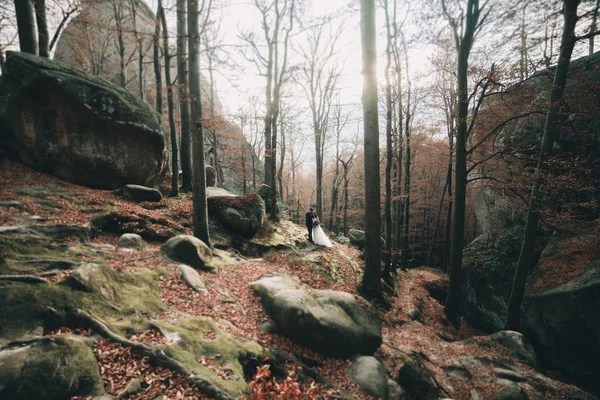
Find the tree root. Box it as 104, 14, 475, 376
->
0, 275, 50, 284
63, 308, 234, 400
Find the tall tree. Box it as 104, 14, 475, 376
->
382, 0, 398, 277
153, 2, 162, 115
158, 0, 179, 196
360, 0, 382, 297
109, 0, 127, 88
241, 0, 295, 222
14, 0, 37, 55
442, 0, 486, 324
298, 23, 342, 220
129, 0, 147, 100
189, 0, 210, 245
505, 0, 581, 332
34, 0, 49, 57
177, 0, 193, 192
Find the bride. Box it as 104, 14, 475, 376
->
311, 211, 332, 247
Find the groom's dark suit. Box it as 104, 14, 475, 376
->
305, 211, 313, 243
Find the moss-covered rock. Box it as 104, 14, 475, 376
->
208, 194, 265, 238
160, 235, 214, 271
0, 336, 104, 400
90, 210, 184, 241
154, 317, 267, 397
117, 233, 146, 251
0, 51, 165, 190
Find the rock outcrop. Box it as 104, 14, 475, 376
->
121, 184, 163, 202
348, 356, 389, 399
250, 274, 382, 358
208, 193, 265, 238
460, 229, 600, 393
0, 52, 165, 190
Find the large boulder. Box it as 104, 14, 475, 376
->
208, 194, 265, 238
160, 235, 214, 271
250, 274, 382, 357
0, 52, 165, 190
460, 230, 600, 393
0, 336, 104, 399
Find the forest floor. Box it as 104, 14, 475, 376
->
0, 159, 596, 400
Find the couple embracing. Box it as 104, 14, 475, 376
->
305, 208, 332, 247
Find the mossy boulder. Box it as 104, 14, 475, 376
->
250, 274, 382, 358
160, 235, 214, 271
0, 336, 104, 400
208, 194, 265, 238
117, 233, 146, 251
0, 51, 165, 190
154, 317, 267, 396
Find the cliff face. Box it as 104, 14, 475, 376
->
462, 52, 600, 394
54, 0, 221, 113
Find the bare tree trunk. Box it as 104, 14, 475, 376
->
14, 0, 38, 55
34, 0, 49, 57
383, 0, 395, 278
506, 0, 580, 331
153, 8, 162, 115
159, 0, 179, 196
188, 0, 210, 245
360, 0, 381, 297
177, 0, 192, 192
130, 0, 144, 99
328, 125, 341, 231
277, 109, 285, 204
590, 0, 599, 55
343, 163, 350, 236
401, 113, 411, 271
444, 0, 480, 324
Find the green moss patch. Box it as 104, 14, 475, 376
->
155, 318, 267, 397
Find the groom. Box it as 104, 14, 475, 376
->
305, 208, 314, 243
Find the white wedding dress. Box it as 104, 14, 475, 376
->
312, 218, 332, 247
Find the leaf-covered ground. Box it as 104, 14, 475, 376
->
0, 160, 596, 400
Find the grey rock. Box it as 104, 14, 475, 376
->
66, 263, 104, 293
0, 52, 165, 190
396, 359, 439, 400
0, 201, 24, 209
117, 233, 146, 251
250, 274, 382, 357
160, 235, 214, 271
490, 331, 539, 368
406, 308, 421, 322
206, 165, 217, 187
348, 229, 386, 251
122, 184, 163, 203
259, 321, 276, 334
178, 265, 206, 292
492, 384, 529, 400
348, 356, 389, 399
494, 368, 525, 382
443, 363, 472, 381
